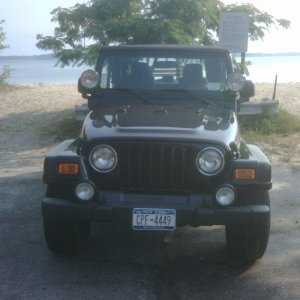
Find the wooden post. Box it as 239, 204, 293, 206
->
272, 75, 278, 101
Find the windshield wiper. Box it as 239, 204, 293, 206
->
112, 88, 153, 104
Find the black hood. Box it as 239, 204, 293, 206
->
80, 104, 239, 148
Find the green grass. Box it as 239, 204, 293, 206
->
239, 108, 300, 143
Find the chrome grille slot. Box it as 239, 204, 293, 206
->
117, 142, 196, 192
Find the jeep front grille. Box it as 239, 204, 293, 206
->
88, 142, 220, 193
119, 143, 197, 192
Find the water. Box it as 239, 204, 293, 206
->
0, 54, 300, 84
247, 55, 300, 83
0, 56, 88, 84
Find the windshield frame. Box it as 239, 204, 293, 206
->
95, 47, 234, 93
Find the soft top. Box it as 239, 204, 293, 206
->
99, 44, 230, 54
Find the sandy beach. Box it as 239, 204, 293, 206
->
0, 84, 83, 176
0, 82, 299, 176
1, 82, 299, 119
254, 82, 300, 116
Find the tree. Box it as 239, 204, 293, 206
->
0, 20, 12, 84
0, 20, 9, 51
36, 0, 290, 67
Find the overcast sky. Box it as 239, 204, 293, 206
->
1, 0, 300, 56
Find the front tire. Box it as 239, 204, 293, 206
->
226, 190, 270, 261
43, 218, 91, 256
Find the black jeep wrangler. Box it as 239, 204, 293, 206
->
42, 45, 271, 260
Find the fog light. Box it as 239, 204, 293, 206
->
75, 182, 95, 201
216, 186, 235, 206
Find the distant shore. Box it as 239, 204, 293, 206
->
1, 52, 300, 59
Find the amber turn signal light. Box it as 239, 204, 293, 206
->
58, 163, 79, 175
234, 168, 256, 180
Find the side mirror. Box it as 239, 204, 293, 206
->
240, 80, 255, 102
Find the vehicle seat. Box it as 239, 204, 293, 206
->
128, 62, 154, 89
180, 63, 208, 89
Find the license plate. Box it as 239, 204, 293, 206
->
132, 208, 176, 231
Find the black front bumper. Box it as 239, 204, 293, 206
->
42, 192, 269, 227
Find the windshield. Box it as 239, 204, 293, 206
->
96, 50, 232, 92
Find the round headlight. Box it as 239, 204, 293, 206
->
196, 147, 224, 176
216, 186, 235, 206
80, 70, 100, 89
75, 182, 95, 201
227, 73, 245, 92
89, 145, 117, 173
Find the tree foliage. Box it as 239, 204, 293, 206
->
36, 0, 290, 67
0, 20, 9, 51
0, 20, 12, 84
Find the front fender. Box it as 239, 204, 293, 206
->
43, 139, 87, 185
230, 144, 272, 190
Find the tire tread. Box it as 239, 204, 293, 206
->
226, 190, 270, 261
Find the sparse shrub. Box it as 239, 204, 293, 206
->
40, 112, 82, 141
0, 20, 12, 84
0, 65, 12, 84
240, 109, 300, 142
